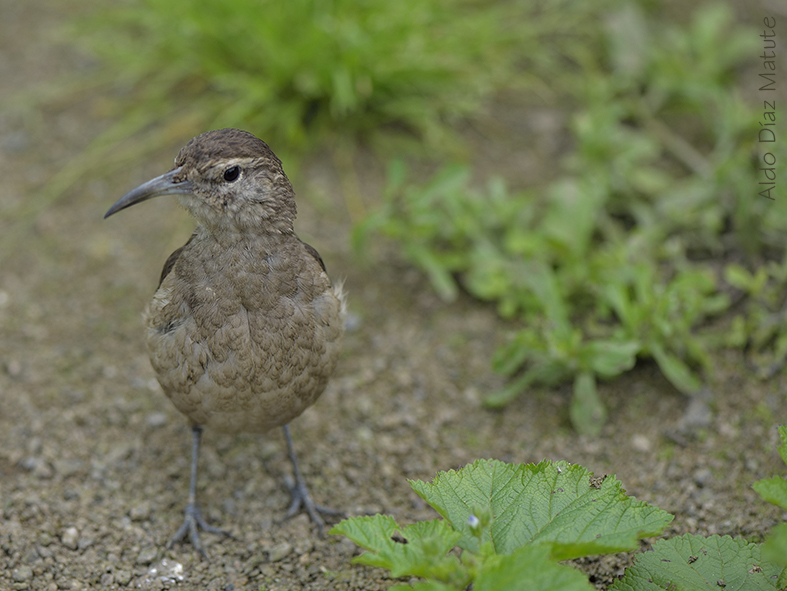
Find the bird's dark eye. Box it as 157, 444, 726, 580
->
223, 166, 241, 182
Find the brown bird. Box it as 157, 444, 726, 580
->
105, 128, 346, 556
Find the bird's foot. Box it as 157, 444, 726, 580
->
166, 502, 232, 558
283, 475, 344, 536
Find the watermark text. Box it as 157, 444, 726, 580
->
758, 16, 776, 200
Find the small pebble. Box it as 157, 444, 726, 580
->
130, 501, 151, 521
145, 412, 168, 428
631, 434, 651, 452
136, 546, 158, 564
63, 489, 80, 501
54, 458, 84, 478
294, 538, 313, 555
682, 394, 713, 430
37, 545, 53, 559
23, 548, 38, 564
115, 570, 132, 585
27, 437, 42, 455
20, 457, 54, 479
141, 559, 184, 585
337, 537, 357, 556
13, 566, 33, 582
693, 467, 713, 488
61, 527, 79, 550
6, 358, 22, 377
266, 542, 292, 562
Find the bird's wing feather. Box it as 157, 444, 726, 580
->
301, 241, 326, 273
158, 233, 196, 288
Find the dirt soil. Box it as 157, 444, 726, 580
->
1, 2, 786, 590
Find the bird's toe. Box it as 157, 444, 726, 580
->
283, 475, 345, 537
167, 502, 232, 558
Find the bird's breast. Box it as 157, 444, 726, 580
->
143, 236, 344, 433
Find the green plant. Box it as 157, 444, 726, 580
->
331, 459, 673, 590
725, 260, 787, 379
76, 0, 509, 153
333, 429, 787, 590
69, 0, 610, 156
354, 4, 787, 434
753, 425, 787, 577
355, 160, 730, 434
611, 425, 787, 590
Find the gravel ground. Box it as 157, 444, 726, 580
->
1, 1, 786, 590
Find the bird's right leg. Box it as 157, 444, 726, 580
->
167, 425, 231, 558
281, 424, 344, 536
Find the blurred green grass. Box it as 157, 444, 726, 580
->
70, 0, 606, 156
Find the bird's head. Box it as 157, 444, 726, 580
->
105, 128, 297, 234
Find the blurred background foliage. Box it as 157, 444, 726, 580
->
71, 0, 605, 156
41, 0, 787, 433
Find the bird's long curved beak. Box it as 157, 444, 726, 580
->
104, 167, 194, 219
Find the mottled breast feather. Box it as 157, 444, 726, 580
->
144, 231, 345, 434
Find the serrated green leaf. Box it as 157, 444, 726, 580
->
570, 371, 607, 437
329, 515, 467, 585
753, 476, 787, 511
409, 459, 673, 560
330, 514, 398, 553
474, 544, 594, 591
610, 534, 783, 591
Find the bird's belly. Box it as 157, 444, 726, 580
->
144, 289, 341, 434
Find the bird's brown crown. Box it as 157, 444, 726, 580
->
175, 128, 282, 170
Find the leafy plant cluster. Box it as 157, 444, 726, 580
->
354, 4, 787, 434
332, 458, 674, 591
332, 426, 787, 590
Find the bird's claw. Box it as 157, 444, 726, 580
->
283, 475, 344, 536
167, 502, 232, 558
